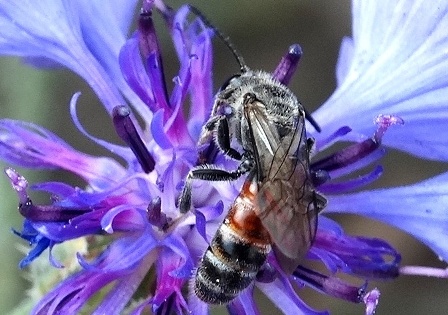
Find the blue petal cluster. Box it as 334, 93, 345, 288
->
1, 1, 448, 314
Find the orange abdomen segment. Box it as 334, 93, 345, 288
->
194, 183, 272, 304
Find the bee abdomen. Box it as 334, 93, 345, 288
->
194, 218, 271, 304
212, 223, 270, 271
194, 248, 256, 304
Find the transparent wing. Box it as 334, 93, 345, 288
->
257, 178, 319, 273
244, 101, 323, 273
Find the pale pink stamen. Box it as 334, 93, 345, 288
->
4, 168, 29, 203
363, 288, 380, 315
374, 114, 404, 141
400, 265, 448, 278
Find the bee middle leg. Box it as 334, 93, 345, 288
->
178, 154, 254, 213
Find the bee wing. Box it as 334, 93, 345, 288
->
242, 100, 282, 173
245, 101, 321, 273
256, 179, 319, 273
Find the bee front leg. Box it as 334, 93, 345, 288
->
198, 115, 242, 164
213, 115, 242, 160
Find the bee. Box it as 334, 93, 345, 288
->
179, 6, 327, 304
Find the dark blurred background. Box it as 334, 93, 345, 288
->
1, 1, 447, 314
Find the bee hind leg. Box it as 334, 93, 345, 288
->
311, 169, 330, 187
313, 190, 327, 213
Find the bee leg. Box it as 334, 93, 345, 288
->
178, 178, 193, 214
311, 169, 330, 186
197, 116, 220, 164
178, 156, 253, 213
304, 108, 321, 133
214, 116, 242, 160
306, 137, 330, 186
313, 190, 327, 213
306, 137, 315, 154
198, 115, 242, 164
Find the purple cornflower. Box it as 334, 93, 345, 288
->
1, 1, 448, 314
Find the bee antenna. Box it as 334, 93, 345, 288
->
187, 5, 248, 73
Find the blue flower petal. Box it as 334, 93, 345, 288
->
69, 93, 133, 162
335, 36, 354, 87
150, 109, 172, 149
18, 235, 52, 268
119, 34, 156, 112
32, 267, 125, 314
92, 257, 153, 315
327, 171, 448, 261
75, 0, 141, 107
228, 288, 261, 315
78, 226, 157, 273
48, 244, 64, 268
257, 278, 329, 315
0, 118, 126, 190
0, 0, 126, 112
194, 209, 208, 242
163, 234, 194, 279
314, 0, 448, 161
76, 0, 138, 85
31, 182, 77, 199
0, 1, 80, 61
187, 294, 209, 315
152, 248, 189, 314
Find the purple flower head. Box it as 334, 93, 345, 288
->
1, 1, 448, 314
